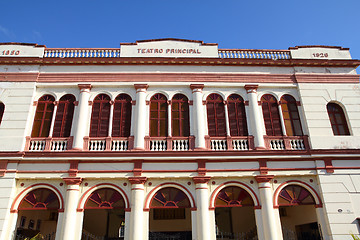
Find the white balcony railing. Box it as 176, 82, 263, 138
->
218, 49, 291, 59
264, 136, 309, 151
25, 137, 72, 152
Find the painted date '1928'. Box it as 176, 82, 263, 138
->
312, 53, 328, 58
1, 50, 20, 56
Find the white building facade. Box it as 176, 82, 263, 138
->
0, 39, 359, 240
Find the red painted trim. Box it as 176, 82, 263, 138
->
134, 84, 149, 90
128, 176, 147, 185
324, 159, 334, 173
144, 182, 196, 209
78, 84, 92, 90
121, 38, 217, 46
11, 183, 64, 212
0, 160, 8, 176
209, 181, 260, 208
255, 175, 274, 183
193, 176, 211, 184
273, 180, 322, 208
63, 177, 82, 185
77, 183, 130, 211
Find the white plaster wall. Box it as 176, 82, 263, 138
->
0, 82, 36, 151
0, 171, 16, 240
298, 83, 360, 149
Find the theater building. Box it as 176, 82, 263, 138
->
0, 39, 360, 240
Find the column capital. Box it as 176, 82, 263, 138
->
78, 84, 92, 90
193, 176, 211, 184
190, 84, 204, 91
255, 175, 274, 183
63, 177, 83, 185
128, 176, 147, 185
134, 84, 149, 91
244, 84, 259, 93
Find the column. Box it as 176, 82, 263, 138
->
316, 207, 332, 240
72, 84, 92, 150
168, 101, 172, 137
193, 176, 213, 240
48, 101, 58, 137
190, 84, 206, 149
133, 84, 148, 150
224, 103, 231, 136
255, 175, 279, 240
277, 104, 286, 135
108, 101, 114, 137
254, 208, 266, 240
62, 178, 82, 240
245, 85, 265, 149
128, 177, 147, 240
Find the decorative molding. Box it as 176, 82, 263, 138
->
68, 161, 79, 177
190, 84, 204, 91
128, 176, 147, 185
63, 177, 83, 185
134, 84, 149, 90
258, 159, 268, 175
255, 175, 274, 183
244, 84, 259, 93
197, 160, 207, 176
0, 160, 8, 177
133, 160, 143, 177
193, 176, 211, 184
78, 84, 92, 90
324, 159, 334, 173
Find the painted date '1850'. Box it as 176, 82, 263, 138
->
1, 50, 20, 56
312, 53, 328, 58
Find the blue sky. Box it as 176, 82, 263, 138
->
1, 0, 360, 59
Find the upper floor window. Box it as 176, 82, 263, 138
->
112, 94, 132, 137
206, 94, 226, 137
171, 94, 190, 137
0, 102, 4, 126
261, 94, 282, 136
53, 94, 76, 138
227, 94, 248, 136
31, 95, 55, 137
150, 93, 168, 137
327, 103, 350, 135
90, 94, 111, 137
280, 95, 303, 136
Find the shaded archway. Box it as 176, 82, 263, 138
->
149, 187, 192, 240
214, 186, 258, 240
15, 188, 60, 239
82, 187, 126, 240
277, 184, 321, 240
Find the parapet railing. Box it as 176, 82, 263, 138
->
218, 49, 291, 59
43, 48, 291, 59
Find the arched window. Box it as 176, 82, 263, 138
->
215, 186, 254, 207
31, 95, 55, 137
85, 188, 125, 209
261, 94, 282, 136
280, 95, 303, 136
327, 103, 350, 135
0, 102, 4, 126
278, 185, 315, 206
90, 94, 111, 137
150, 187, 191, 208
150, 93, 168, 137
52, 94, 76, 137
171, 94, 190, 137
227, 94, 248, 136
18, 188, 60, 210
207, 94, 226, 137
112, 94, 132, 137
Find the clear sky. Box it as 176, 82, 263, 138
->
1, 0, 360, 59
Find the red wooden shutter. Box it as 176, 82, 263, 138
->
261, 94, 282, 136
53, 94, 75, 137
150, 93, 168, 137
171, 94, 189, 137
227, 94, 248, 136
31, 95, 55, 137
280, 95, 303, 136
206, 94, 226, 137
327, 103, 350, 135
112, 94, 132, 137
89, 94, 111, 137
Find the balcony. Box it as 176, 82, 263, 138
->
83, 137, 134, 151
264, 135, 309, 151
145, 136, 195, 151
205, 136, 254, 151
25, 137, 73, 152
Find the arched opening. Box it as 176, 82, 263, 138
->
149, 187, 192, 240
261, 94, 283, 136
53, 94, 76, 137
278, 185, 321, 240
31, 95, 55, 137
280, 95, 303, 136
149, 93, 168, 137
206, 93, 226, 137
227, 94, 248, 137
326, 102, 350, 135
82, 188, 126, 240
214, 186, 257, 240
112, 94, 132, 137
15, 188, 60, 239
171, 94, 190, 137
90, 94, 111, 137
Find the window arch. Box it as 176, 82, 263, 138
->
261, 94, 282, 136
227, 94, 248, 136
150, 187, 191, 208
31, 95, 55, 137
280, 95, 303, 136
18, 188, 60, 210
0, 102, 4, 126
278, 185, 315, 206
327, 103, 350, 135
112, 94, 132, 137
171, 94, 190, 137
150, 93, 168, 137
215, 186, 254, 207
52, 94, 76, 137
90, 94, 111, 137
84, 188, 125, 209
207, 93, 226, 137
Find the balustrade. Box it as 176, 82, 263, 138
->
264, 136, 309, 151
84, 137, 130, 151
218, 49, 291, 59
25, 137, 72, 152
145, 136, 194, 151
206, 136, 254, 151
44, 48, 121, 58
